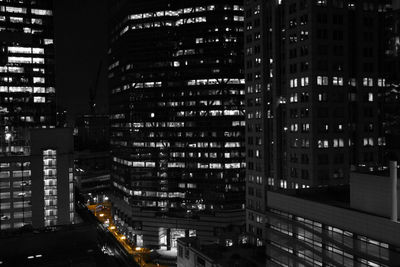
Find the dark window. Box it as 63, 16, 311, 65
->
318, 154, 329, 164
333, 14, 343, 24
317, 13, 327, 24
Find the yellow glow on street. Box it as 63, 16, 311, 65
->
88, 202, 168, 267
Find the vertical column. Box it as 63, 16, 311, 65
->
390, 161, 398, 222
167, 228, 171, 250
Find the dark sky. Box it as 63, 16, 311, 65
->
53, 0, 108, 125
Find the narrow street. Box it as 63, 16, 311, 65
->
75, 202, 140, 267
83, 202, 167, 267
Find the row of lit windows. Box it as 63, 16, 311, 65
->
8, 46, 44, 54
112, 121, 244, 129
187, 78, 245, 86
8, 56, 44, 64
117, 5, 243, 36
0, 6, 51, 16
160, 98, 243, 108
113, 156, 244, 170
113, 181, 186, 199
317, 76, 386, 87
315, 137, 385, 148
0, 180, 30, 189
316, 0, 389, 12
112, 83, 244, 95
118, 19, 243, 38
171, 151, 243, 159
0, 200, 30, 210
0, 191, 31, 199
0, 25, 42, 34
269, 209, 392, 267
0, 170, 30, 178
127, 5, 242, 21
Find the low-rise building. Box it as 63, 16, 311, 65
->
177, 237, 264, 267
1, 128, 74, 230
265, 163, 400, 266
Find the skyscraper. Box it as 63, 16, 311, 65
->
109, 0, 246, 249
244, 0, 395, 247
0, 0, 73, 230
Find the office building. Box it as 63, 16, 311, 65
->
265, 164, 400, 266
244, 0, 395, 246
0, 1, 74, 230
1, 128, 74, 230
109, 0, 246, 249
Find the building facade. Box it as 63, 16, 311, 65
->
177, 237, 265, 267
244, 0, 395, 246
265, 170, 400, 266
0, 0, 73, 230
109, 0, 246, 248
30, 128, 74, 228
1, 127, 74, 230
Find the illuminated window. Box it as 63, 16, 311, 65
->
332, 76, 343, 86
31, 9, 53, 16
318, 140, 329, 148
6, 6, 27, 13
43, 149, 57, 226
317, 76, 329, 85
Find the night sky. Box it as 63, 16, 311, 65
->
53, 0, 108, 125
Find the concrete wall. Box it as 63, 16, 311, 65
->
177, 242, 214, 267
394, 0, 400, 10
350, 172, 399, 219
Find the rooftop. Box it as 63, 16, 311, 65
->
273, 185, 350, 209
178, 237, 265, 267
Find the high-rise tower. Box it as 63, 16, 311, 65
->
109, 0, 246, 249
0, 0, 74, 230
244, 0, 395, 248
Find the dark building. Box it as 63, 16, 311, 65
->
177, 237, 265, 267
109, 0, 246, 249
74, 115, 110, 196
0, 1, 74, 230
0, 223, 119, 267
75, 114, 110, 151
75, 150, 110, 195
244, 0, 396, 247
383, 3, 400, 162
